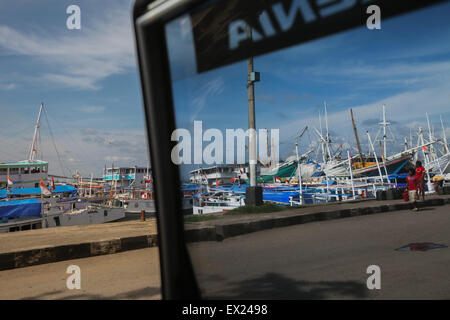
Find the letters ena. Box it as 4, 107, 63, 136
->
229, 0, 376, 50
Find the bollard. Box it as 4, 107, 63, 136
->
386, 189, 394, 200
444, 186, 450, 195
140, 210, 146, 222
376, 190, 386, 201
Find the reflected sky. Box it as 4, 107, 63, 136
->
166, 2, 450, 178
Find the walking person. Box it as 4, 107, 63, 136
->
406, 168, 419, 211
415, 161, 426, 201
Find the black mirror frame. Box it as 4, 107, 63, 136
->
132, 0, 204, 300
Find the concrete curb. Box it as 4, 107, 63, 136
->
186, 197, 450, 242
1, 197, 449, 271
0, 234, 158, 271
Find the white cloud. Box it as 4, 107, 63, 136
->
0, 83, 16, 90
0, 80, 17, 90
80, 106, 106, 114
0, 0, 136, 90
302, 60, 450, 90
104, 155, 135, 162
190, 77, 225, 122
0, 127, 149, 177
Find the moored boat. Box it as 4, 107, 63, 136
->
0, 196, 125, 233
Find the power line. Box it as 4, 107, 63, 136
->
45, 112, 92, 175
43, 107, 68, 177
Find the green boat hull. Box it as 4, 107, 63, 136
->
245, 162, 297, 183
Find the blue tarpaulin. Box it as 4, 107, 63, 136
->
388, 174, 409, 180
0, 185, 77, 199
0, 198, 41, 219
181, 184, 202, 191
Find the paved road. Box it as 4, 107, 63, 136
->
1, 204, 449, 299
0, 247, 161, 300
188, 204, 450, 299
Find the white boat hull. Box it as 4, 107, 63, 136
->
43, 206, 125, 227
193, 204, 238, 215
1, 201, 125, 233
426, 153, 450, 174
125, 199, 156, 213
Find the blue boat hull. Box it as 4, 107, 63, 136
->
355, 156, 412, 177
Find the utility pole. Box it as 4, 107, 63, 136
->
247, 25, 257, 187
246, 24, 262, 206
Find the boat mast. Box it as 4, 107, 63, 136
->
146, 162, 150, 190
410, 128, 413, 150
89, 173, 93, 197
366, 131, 386, 184
295, 142, 303, 205
347, 150, 356, 199
418, 124, 435, 191
426, 113, 438, 161
112, 162, 116, 194
380, 104, 389, 159
441, 115, 448, 154
418, 127, 430, 165
426, 113, 433, 142
318, 110, 326, 163
350, 109, 365, 167
379, 141, 389, 178
324, 102, 332, 161
28, 103, 44, 161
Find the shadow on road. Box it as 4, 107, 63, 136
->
205, 272, 368, 300
20, 286, 160, 300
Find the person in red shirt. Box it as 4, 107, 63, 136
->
415, 161, 426, 201
407, 168, 419, 211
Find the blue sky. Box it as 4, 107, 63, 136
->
0, 0, 145, 177
167, 1, 450, 174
